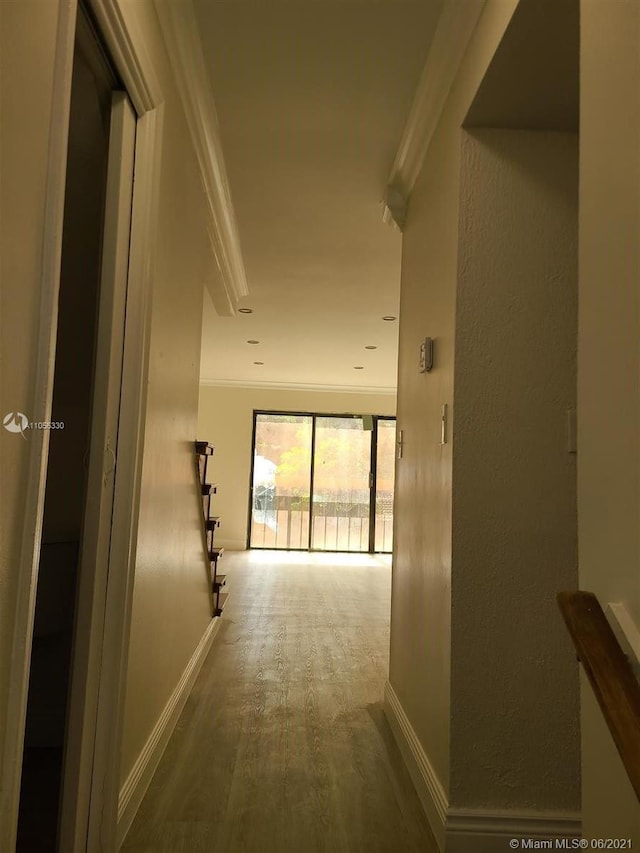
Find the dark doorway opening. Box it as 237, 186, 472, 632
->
16, 8, 118, 850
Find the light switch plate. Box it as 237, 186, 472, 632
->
419, 337, 434, 373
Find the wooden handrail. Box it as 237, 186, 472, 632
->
557, 590, 640, 801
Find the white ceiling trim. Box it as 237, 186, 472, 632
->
200, 378, 397, 397
153, 0, 249, 315
383, 0, 487, 230
89, 0, 163, 114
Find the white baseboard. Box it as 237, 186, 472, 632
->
384, 680, 448, 850
116, 616, 221, 847
384, 681, 581, 853
446, 809, 581, 852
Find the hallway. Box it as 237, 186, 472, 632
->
123, 551, 437, 853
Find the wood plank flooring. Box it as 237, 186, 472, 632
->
123, 551, 438, 853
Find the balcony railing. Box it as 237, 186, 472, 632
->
250, 493, 393, 552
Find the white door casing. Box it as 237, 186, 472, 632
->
59, 91, 136, 853
2, 1, 164, 848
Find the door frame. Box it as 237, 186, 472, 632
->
370, 416, 397, 554
247, 410, 397, 554
0, 1, 163, 850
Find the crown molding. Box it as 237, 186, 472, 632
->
153, 0, 248, 315
199, 378, 397, 397
384, 0, 487, 230
89, 0, 163, 115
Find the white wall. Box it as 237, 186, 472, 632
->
115, 1, 215, 788
197, 384, 396, 549
451, 129, 579, 811
579, 0, 640, 840
392, 0, 640, 843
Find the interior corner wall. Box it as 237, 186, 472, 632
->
389, 0, 518, 808
450, 128, 579, 812
118, 1, 215, 788
197, 385, 396, 550
579, 0, 640, 840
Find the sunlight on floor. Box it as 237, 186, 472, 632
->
244, 549, 392, 569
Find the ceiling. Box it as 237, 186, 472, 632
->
193, 0, 444, 393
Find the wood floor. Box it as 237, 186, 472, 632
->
123, 551, 438, 853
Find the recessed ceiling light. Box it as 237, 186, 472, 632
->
254, 361, 264, 365
365, 345, 377, 350
354, 366, 364, 370
238, 308, 253, 314
247, 340, 260, 344
382, 315, 397, 321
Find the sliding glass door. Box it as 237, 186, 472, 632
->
249, 413, 312, 549
311, 416, 372, 551
249, 412, 396, 553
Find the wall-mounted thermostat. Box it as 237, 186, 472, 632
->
419, 337, 434, 373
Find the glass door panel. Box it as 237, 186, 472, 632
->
249, 413, 312, 548
311, 416, 372, 552
374, 419, 396, 553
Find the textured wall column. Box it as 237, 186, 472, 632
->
450, 129, 580, 813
